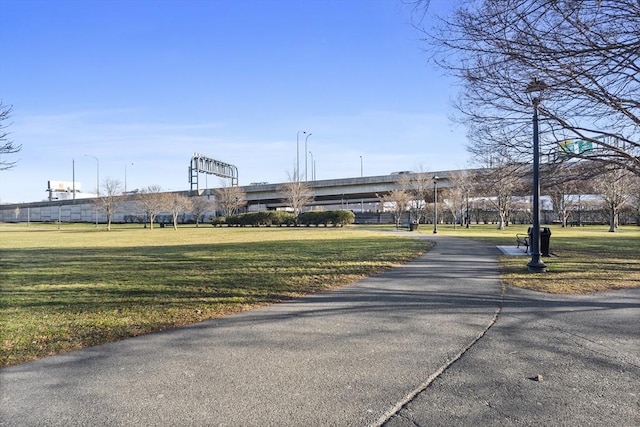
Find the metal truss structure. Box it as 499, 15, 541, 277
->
189, 153, 238, 192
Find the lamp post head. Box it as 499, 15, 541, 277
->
525, 77, 547, 106
525, 77, 547, 93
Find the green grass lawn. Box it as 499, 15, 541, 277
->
417, 223, 640, 294
0, 223, 429, 366
2, 222, 638, 367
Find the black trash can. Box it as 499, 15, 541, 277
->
528, 226, 552, 256
409, 222, 418, 231
540, 227, 552, 257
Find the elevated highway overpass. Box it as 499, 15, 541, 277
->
0, 170, 464, 223
241, 170, 458, 210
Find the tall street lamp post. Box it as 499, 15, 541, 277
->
433, 175, 439, 234
360, 156, 364, 213
525, 77, 548, 273
309, 151, 314, 181
304, 133, 312, 181
466, 189, 470, 229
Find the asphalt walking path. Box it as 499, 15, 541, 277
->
2, 235, 638, 426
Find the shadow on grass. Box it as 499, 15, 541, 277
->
0, 236, 427, 365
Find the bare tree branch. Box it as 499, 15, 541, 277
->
0, 101, 21, 170
378, 189, 412, 229
280, 172, 314, 222
96, 178, 123, 231
421, 0, 640, 175
189, 197, 214, 227
135, 185, 166, 229
166, 193, 192, 230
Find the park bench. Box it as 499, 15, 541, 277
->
516, 233, 530, 252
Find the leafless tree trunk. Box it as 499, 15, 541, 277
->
442, 170, 470, 228
97, 178, 123, 231
594, 168, 636, 232
166, 193, 192, 230
419, 0, 640, 176
280, 173, 314, 223
629, 179, 640, 226
213, 184, 247, 217
135, 185, 166, 230
472, 160, 526, 230
0, 101, 21, 170
378, 189, 412, 229
397, 170, 432, 224
189, 197, 214, 227
549, 182, 578, 228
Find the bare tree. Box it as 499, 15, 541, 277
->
0, 101, 21, 170
421, 0, 640, 176
441, 170, 470, 228
548, 180, 578, 228
280, 173, 314, 223
97, 178, 123, 231
397, 171, 432, 224
473, 160, 526, 230
629, 178, 640, 226
166, 193, 192, 230
378, 189, 412, 229
213, 183, 247, 217
594, 168, 636, 232
135, 185, 166, 229
189, 197, 214, 227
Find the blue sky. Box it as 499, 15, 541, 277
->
0, 0, 468, 204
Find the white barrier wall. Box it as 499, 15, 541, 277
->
0, 200, 143, 223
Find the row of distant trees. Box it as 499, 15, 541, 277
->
94, 170, 317, 230
377, 163, 640, 232
98, 181, 215, 230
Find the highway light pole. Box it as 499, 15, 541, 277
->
84, 154, 99, 196
304, 132, 312, 181
125, 162, 133, 193
296, 130, 306, 182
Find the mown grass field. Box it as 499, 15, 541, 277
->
2, 222, 638, 367
0, 223, 429, 366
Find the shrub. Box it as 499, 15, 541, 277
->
298, 210, 355, 227
333, 210, 355, 226
271, 211, 295, 226
219, 212, 296, 227
211, 216, 226, 227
